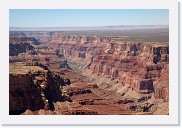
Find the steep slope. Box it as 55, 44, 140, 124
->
9, 62, 68, 114
46, 34, 169, 114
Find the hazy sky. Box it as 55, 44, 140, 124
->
10, 9, 169, 27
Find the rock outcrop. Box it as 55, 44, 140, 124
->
9, 73, 44, 114
9, 43, 35, 56
9, 62, 70, 115
10, 36, 41, 45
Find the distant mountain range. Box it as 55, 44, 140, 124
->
10, 25, 168, 31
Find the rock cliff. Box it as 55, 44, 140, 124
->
10, 36, 41, 45
9, 43, 35, 56
48, 35, 169, 104
9, 62, 70, 114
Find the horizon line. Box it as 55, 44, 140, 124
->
10, 24, 169, 28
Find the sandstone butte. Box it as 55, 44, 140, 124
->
9, 35, 169, 115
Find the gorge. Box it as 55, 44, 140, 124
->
9, 29, 169, 115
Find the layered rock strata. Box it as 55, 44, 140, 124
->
48, 35, 169, 103
9, 62, 70, 114
9, 34, 169, 115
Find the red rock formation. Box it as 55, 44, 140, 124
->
9, 33, 169, 115
9, 74, 44, 114
154, 87, 169, 102
47, 35, 169, 102
9, 62, 70, 114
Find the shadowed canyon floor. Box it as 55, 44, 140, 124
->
9, 31, 169, 115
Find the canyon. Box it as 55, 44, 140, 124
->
9, 30, 169, 115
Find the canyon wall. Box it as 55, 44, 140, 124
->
9, 62, 70, 114
10, 36, 41, 45
9, 37, 41, 56
48, 34, 169, 101
9, 43, 35, 56
9, 33, 169, 115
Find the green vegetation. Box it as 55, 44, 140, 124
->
56, 28, 168, 42
67, 61, 83, 73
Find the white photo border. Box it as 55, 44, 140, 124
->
0, 0, 179, 125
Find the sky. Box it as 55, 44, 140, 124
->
9, 9, 169, 27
